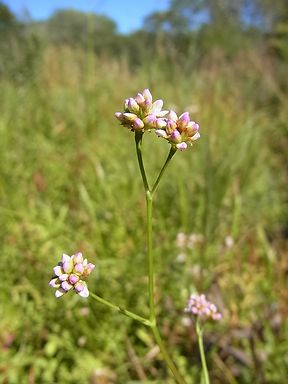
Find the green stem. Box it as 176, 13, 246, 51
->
152, 325, 187, 384
151, 146, 177, 194
135, 132, 150, 191
134, 133, 186, 384
196, 319, 210, 384
146, 190, 155, 322
90, 292, 151, 327
134, 132, 155, 321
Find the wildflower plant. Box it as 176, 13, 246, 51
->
185, 294, 222, 384
50, 89, 221, 384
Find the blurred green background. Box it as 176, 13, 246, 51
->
0, 1, 287, 383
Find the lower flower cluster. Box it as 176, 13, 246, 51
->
49, 252, 95, 298
185, 294, 222, 321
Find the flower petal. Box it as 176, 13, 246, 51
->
151, 99, 163, 114
53, 266, 63, 277
49, 278, 61, 288
55, 289, 65, 298
73, 252, 83, 264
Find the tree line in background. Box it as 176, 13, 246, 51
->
0, 0, 288, 81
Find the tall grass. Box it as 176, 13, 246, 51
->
0, 47, 287, 383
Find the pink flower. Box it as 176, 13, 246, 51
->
115, 89, 168, 132
49, 252, 95, 298
185, 294, 222, 321
155, 111, 200, 150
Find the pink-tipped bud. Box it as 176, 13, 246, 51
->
191, 132, 200, 141
178, 112, 190, 129
135, 92, 145, 105
133, 118, 144, 130
156, 118, 167, 129
58, 273, 68, 282
155, 129, 168, 138
62, 260, 73, 274
84, 263, 95, 276
142, 89, 152, 103
122, 112, 137, 122
176, 142, 188, 150
75, 281, 90, 297
171, 130, 182, 143
124, 98, 129, 110
74, 281, 84, 292
69, 274, 80, 285
73, 252, 83, 264
143, 114, 157, 128
55, 289, 65, 298
49, 278, 60, 288
78, 285, 89, 298
53, 266, 62, 277
168, 110, 178, 121
62, 254, 71, 264
61, 281, 73, 291
166, 119, 177, 134
115, 112, 123, 121
74, 263, 84, 274
128, 98, 139, 113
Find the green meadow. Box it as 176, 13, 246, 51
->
0, 2, 288, 382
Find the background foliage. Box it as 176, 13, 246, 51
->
0, 0, 287, 383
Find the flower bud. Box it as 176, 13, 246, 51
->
128, 98, 139, 113
142, 89, 152, 103
191, 132, 200, 141
156, 118, 167, 129
49, 278, 60, 288
176, 142, 187, 150
69, 274, 80, 284
166, 119, 177, 134
155, 129, 168, 138
133, 118, 144, 131
135, 93, 145, 105
53, 266, 62, 276
143, 114, 157, 129
61, 281, 73, 291
178, 112, 190, 129
115, 112, 123, 121
59, 273, 69, 282
171, 130, 182, 143
122, 113, 137, 122
74, 252, 83, 264
74, 263, 84, 274
62, 260, 73, 274
124, 99, 129, 110
168, 110, 178, 121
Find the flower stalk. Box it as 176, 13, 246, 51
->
135, 132, 186, 384
196, 319, 210, 384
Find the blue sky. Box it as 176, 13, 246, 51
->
7, 0, 171, 34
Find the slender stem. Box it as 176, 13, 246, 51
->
135, 132, 150, 191
90, 292, 151, 327
146, 190, 155, 322
196, 319, 210, 384
151, 146, 177, 194
152, 325, 186, 384
134, 133, 186, 384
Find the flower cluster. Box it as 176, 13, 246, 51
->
156, 111, 200, 150
115, 89, 200, 150
185, 294, 222, 321
115, 89, 168, 132
49, 252, 95, 298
